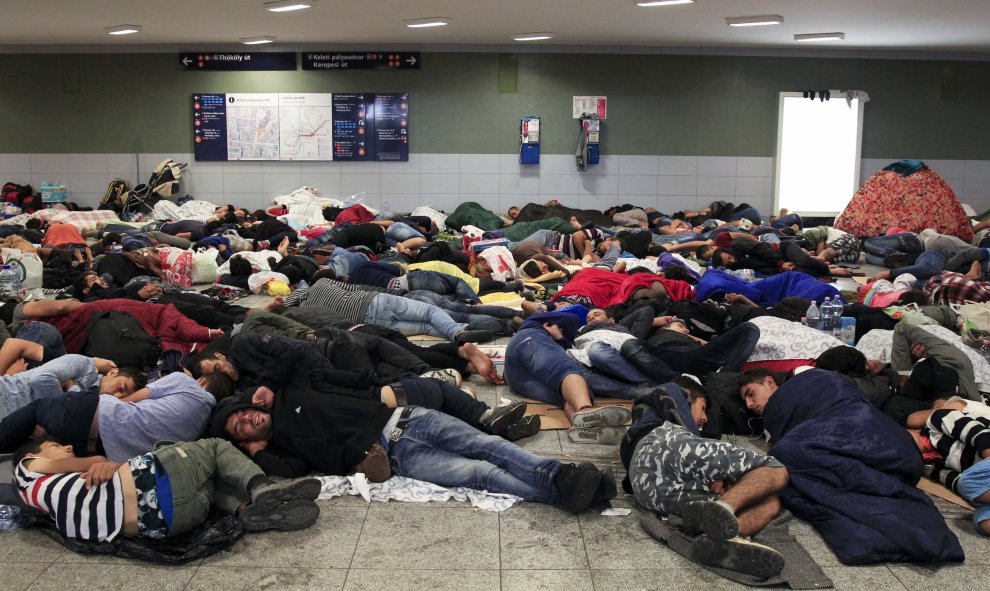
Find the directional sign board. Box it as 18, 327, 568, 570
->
302, 52, 420, 70
180, 52, 296, 71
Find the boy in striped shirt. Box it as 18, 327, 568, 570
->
14, 436, 320, 542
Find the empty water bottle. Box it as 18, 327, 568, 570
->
382, 200, 392, 218
0, 504, 22, 532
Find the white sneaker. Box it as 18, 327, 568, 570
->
420, 368, 463, 387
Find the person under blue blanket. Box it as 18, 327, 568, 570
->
696, 269, 843, 307
737, 368, 964, 565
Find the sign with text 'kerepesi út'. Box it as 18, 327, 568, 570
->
302, 52, 420, 70
180, 52, 296, 71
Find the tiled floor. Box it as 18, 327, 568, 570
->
3, 265, 985, 590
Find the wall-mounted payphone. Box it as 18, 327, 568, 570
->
520, 115, 540, 165
575, 114, 600, 172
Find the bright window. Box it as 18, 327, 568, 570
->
774, 92, 865, 216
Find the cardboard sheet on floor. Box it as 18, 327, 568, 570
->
918, 476, 975, 510
852, 276, 871, 286
523, 397, 633, 430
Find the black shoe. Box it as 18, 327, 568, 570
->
480, 401, 528, 435
679, 500, 739, 540
691, 535, 785, 580
590, 468, 617, 506
455, 329, 495, 344
503, 279, 524, 292
240, 477, 322, 532
502, 414, 541, 441
554, 462, 603, 514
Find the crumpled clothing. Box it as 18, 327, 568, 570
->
316, 474, 522, 512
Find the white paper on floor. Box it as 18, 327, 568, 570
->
601, 508, 632, 516
317, 474, 523, 511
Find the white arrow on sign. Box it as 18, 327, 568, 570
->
405, 56, 416, 66
182, 57, 192, 66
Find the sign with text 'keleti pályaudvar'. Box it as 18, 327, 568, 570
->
302, 52, 419, 70
192, 93, 408, 162
179, 52, 297, 71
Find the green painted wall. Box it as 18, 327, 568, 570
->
0, 52, 986, 158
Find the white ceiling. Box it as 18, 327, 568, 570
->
2, 0, 989, 52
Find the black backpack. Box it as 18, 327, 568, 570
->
99, 178, 131, 212
701, 372, 765, 438
664, 300, 729, 341
84, 310, 160, 370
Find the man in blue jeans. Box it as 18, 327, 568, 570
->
211, 385, 614, 514
862, 231, 925, 267
504, 311, 635, 445
339, 259, 484, 304
284, 276, 495, 343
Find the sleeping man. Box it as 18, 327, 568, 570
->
737, 368, 964, 565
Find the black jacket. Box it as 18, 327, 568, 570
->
253, 387, 393, 478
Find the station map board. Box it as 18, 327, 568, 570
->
192, 92, 409, 161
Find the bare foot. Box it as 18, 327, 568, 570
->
460, 342, 504, 384
569, 215, 581, 229
613, 261, 627, 274
277, 237, 290, 256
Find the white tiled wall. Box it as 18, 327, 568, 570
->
3, 153, 989, 219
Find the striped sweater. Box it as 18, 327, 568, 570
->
923, 408, 990, 493
284, 278, 381, 323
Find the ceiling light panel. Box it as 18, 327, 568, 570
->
512, 32, 555, 41
264, 0, 313, 12
404, 17, 450, 28
725, 15, 784, 27
241, 35, 277, 45
794, 32, 846, 42
105, 24, 142, 35
636, 1, 694, 6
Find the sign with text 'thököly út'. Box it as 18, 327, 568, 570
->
180, 52, 296, 71
302, 52, 420, 70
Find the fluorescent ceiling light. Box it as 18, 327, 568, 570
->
241, 35, 277, 45
794, 32, 846, 42
636, 1, 694, 6
265, 0, 313, 12
105, 24, 142, 35
404, 17, 450, 28
512, 32, 555, 41
725, 15, 784, 27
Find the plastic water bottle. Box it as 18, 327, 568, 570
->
0, 504, 22, 532
382, 200, 392, 218
830, 299, 844, 337
820, 297, 832, 331
0, 265, 18, 297
805, 300, 820, 330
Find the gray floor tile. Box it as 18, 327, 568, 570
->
205, 505, 367, 568
512, 428, 563, 455
580, 507, 682, 569
590, 568, 750, 591
26, 564, 196, 591
0, 528, 67, 563
942, 513, 990, 564
888, 563, 990, 591
343, 569, 499, 591
787, 517, 843, 567
0, 563, 47, 590
820, 565, 908, 590
351, 504, 499, 569
501, 569, 594, 591
499, 507, 587, 569
186, 566, 347, 591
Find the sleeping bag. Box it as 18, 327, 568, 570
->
444, 201, 505, 232
696, 269, 842, 307
762, 368, 964, 565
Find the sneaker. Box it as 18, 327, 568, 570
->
502, 414, 541, 441
566, 426, 627, 445
480, 401, 528, 435
503, 279, 524, 292
554, 462, 603, 514
591, 468, 618, 505
570, 406, 631, 429
240, 477, 322, 532
454, 329, 496, 344
420, 368, 463, 387
240, 499, 320, 532
691, 535, 785, 580
679, 500, 739, 540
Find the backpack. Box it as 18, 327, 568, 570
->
1, 182, 32, 205
701, 372, 765, 438
99, 178, 131, 212
84, 310, 160, 370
